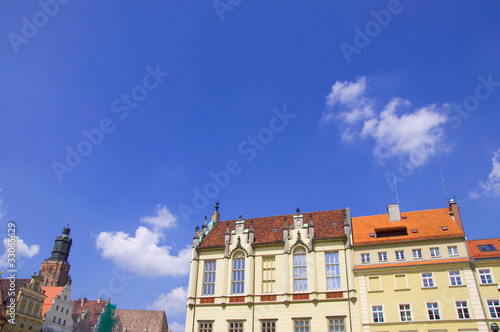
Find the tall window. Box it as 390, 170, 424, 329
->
378, 252, 387, 262
412, 249, 422, 259
395, 250, 405, 260
430, 247, 440, 258
262, 256, 276, 293
456, 301, 470, 319
487, 300, 500, 318
198, 322, 212, 332
399, 304, 412, 322
203, 260, 216, 295
361, 253, 370, 263
422, 273, 434, 288
326, 252, 340, 290
372, 305, 384, 323
427, 302, 440, 320
294, 247, 307, 292
448, 246, 458, 256
479, 269, 493, 284
228, 321, 243, 332
261, 321, 276, 332
328, 318, 344, 332
294, 319, 310, 332
232, 251, 245, 294
449, 271, 462, 286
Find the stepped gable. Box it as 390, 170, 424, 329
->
199, 208, 346, 249
41, 286, 64, 316
115, 309, 168, 332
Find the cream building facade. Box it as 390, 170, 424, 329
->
185, 205, 359, 332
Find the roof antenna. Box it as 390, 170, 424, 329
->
394, 177, 400, 205
439, 164, 449, 203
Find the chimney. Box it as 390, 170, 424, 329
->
97, 298, 101, 304
81, 298, 86, 306
387, 204, 401, 222
449, 199, 464, 231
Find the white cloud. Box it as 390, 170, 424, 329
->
140, 204, 177, 229
322, 77, 449, 166
168, 322, 185, 332
0, 237, 40, 268
147, 286, 188, 316
470, 149, 500, 198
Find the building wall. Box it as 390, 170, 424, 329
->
473, 258, 500, 325
43, 284, 74, 332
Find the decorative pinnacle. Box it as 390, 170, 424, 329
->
215, 201, 220, 212
296, 208, 300, 214
239, 213, 242, 220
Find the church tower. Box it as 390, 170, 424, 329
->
40, 226, 73, 287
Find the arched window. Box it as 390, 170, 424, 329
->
232, 251, 245, 294
294, 247, 307, 292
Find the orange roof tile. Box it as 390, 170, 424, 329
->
199, 209, 346, 249
354, 257, 469, 270
352, 207, 464, 245
467, 238, 500, 259
41, 286, 64, 316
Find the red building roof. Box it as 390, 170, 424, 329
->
353, 207, 464, 245
41, 286, 64, 316
198, 209, 346, 249
467, 238, 500, 259
72, 298, 108, 328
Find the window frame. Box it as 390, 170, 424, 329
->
456, 301, 470, 319
422, 272, 435, 288
327, 317, 345, 332
449, 271, 463, 286
399, 303, 412, 322
198, 321, 214, 332
487, 299, 500, 318
293, 318, 310, 332
448, 246, 459, 256
372, 305, 384, 323
232, 251, 245, 295
326, 252, 341, 290
228, 320, 244, 332
361, 253, 370, 263
479, 269, 494, 284
412, 249, 422, 259
427, 302, 441, 321
262, 256, 276, 293
430, 247, 440, 258
293, 247, 308, 292
203, 260, 217, 296
395, 250, 405, 260
260, 320, 277, 332
378, 252, 387, 262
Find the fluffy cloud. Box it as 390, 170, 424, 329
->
470, 149, 500, 198
147, 286, 188, 316
322, 77, 449, 166
0, 237, 40, 268
95, 205, 191, 277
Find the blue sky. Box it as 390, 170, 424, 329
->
1, 1, 500, 330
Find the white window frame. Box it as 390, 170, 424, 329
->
399, 303, 412, 322
228, 320, 244, 332
327, 317, 345, 332
294, 247, 308, 292
395, 250, 405, 260
368, 276, 381, 292
430, 247, 440, 258
412, 249, 422, 259
203, 260, 216, 296
293, 319, 310, 332
260, 320, 276, 332
232, 251, 245, 294
378, 252, 387, 262
361, 253, 370, 263
456, 301, 470, 319
479, 269, 494, 284
487, 299, 500, 318
449, 271, 463, 286
448, 246, 459, 256
394, 274, 408, 290
372, 305, 384, 323
427, 302, 440, 320
422, 273, 435, 288
326, 252, 341, 290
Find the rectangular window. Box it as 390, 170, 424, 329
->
232, 253, 245, 294
29, 298, 34, 304
328, 318, 345, 332
29, 323, 33, 330
456, 301, 470, 319
487, 300, 500, 318
199, 322, 213, 332
294, 319, 310, 332
395, 250, 405, 260
262, 256, 276, 293
378, 252, 387, 262
203, 260, 216, 296
395, 274, 407, 290
27, 307, 31, 315
422, 273, 434, 288
261, 320, 276, 332
479, 269, 493, 284
228, 321, 243, 332
361, 253, 370, 263
478, 244, 498, 252
399, 304, 412, 322
326, 252, 340, 290
430, 247, 440, 257
368, 276, 381, 291
448, 246, 458, 256
19, 306, 24, 314
449, 271, 463, 286
21, 320, 25, 328
23, 295, 27, 302
372, 305, 384, 323
412, 249, 422, 259
294, 248, 307, 292
427, 302, 440, 320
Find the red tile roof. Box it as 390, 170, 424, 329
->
41, 286, 64, 316
467, 238, 500, 259
354, 257, 470, 270
1, 278, 30, 300
72, 298, 108, 328
115, 309, 168, 332
198, 209, 347, 249
352, 207, 464, 245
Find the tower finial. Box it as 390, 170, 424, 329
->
215, 201, 220, 212
296, 208, 300, 214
